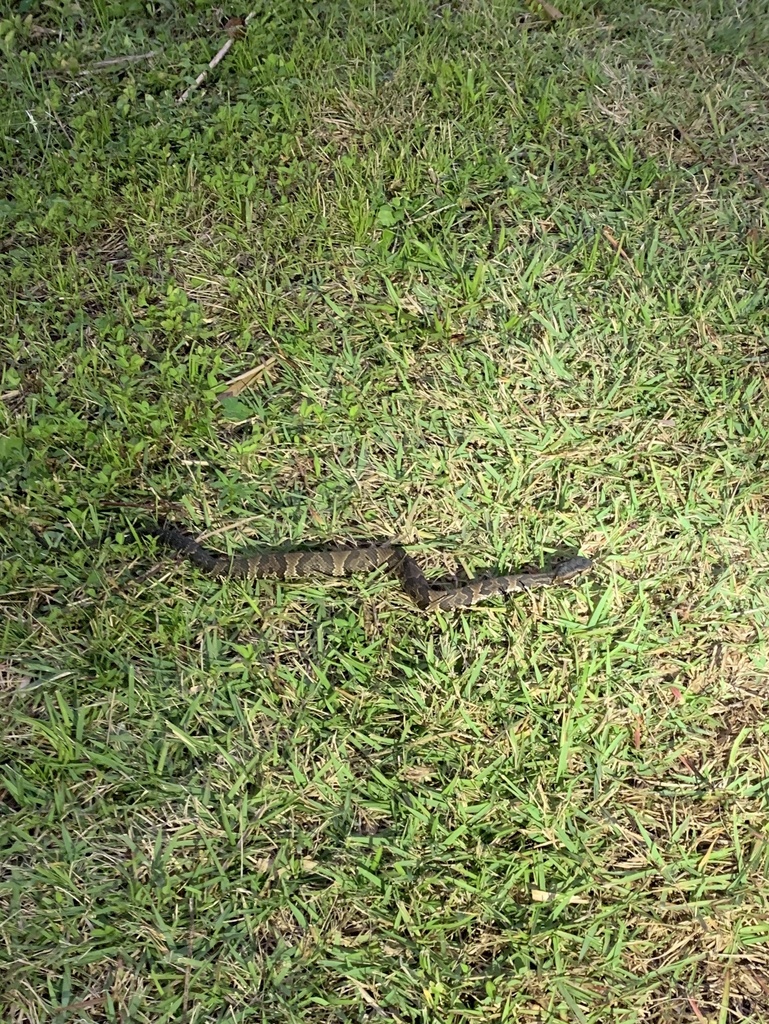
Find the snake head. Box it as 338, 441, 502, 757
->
554, 556, 592, 579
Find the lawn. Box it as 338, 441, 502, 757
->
2, 0, 769, 1021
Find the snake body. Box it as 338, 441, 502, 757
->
155, 522, 591, 611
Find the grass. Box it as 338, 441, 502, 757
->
2, 0, 769, 1020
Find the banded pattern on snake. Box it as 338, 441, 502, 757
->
153, 522, 591, 611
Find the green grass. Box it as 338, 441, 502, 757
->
2, 0, 769, 1020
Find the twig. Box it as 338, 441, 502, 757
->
177, 13, 255, 105
177, 39, 235, 104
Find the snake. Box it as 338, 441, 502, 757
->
153, 521, 592, 611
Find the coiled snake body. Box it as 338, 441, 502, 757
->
154, 522, 591, 611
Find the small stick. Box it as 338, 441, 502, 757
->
177, 13, 254, 104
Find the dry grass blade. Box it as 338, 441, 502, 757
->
82, 51, 159, 72
217, 356, 277, 400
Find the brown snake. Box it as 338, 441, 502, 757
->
153, 522, 591, 611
